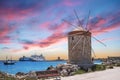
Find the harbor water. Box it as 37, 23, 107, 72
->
0, 61, 66, 75
0, 60, 102, 75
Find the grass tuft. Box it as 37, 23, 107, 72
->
74, 69, 86, 74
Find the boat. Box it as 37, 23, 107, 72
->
4, 57, 15, 65
19, 54, 46, 61
19, 56, 32, 61
31, 54, 45, 61
4, 60, 15, 65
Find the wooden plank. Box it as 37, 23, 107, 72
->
36, 70, 60, 79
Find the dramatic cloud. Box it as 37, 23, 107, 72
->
0, 0, 120, 56
0, 22, 17, 44
20, 21, 69, 48
88, 11, 120, 36
62, 0, 80, 6
39, 21, 70, 47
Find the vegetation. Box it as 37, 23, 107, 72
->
115, 63, 120, 67
0, 75, 16, 80
74, 69, 86, 74
94, 64, 106, 71
74, 64, 107, 75
0, 71, 16, 80
2, 77, 16, 80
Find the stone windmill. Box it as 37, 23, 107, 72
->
63, 10, 106, 65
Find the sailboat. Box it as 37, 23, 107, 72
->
4, 57, 15, 65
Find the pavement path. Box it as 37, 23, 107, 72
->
61, 67, 120, 80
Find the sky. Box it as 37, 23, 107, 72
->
0, 0, 120, 60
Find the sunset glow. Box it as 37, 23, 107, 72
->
0, 0, 120, 60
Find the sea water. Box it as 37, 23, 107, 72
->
0, 61, 66, 75
0, 60, 102, 75
93, 60, 103, 64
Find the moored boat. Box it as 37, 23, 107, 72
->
3, 57, 15, 65
19, 56, 32, 61
31, 54, 45, 61
4, 60, 15, 65
19, 54, 46, 61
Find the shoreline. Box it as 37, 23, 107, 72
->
0, 64, 120, 80
1, 59, 120, 80
0, 60, 66, 75
0, 66, 120, 80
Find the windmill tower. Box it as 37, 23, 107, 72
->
68, 30, 92, 64
63, 10, 106, 65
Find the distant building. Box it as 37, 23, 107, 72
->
108, 56, 120, 61
55, 57, 64, 61
57, 57, 61, 60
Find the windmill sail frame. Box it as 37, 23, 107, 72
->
63, 9, 106, 65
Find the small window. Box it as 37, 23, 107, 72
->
72, 37, 74, 40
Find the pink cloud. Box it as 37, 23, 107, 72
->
0, 5, 39, 21
89, 12, 120, 36
39, 32, 66, 47
0, 39, 10, 44
0, 23, 17, 44
39, 21, 51, 30
39, 22, 69, 47
96, 18, 106, 27
23, 46, 29, 50
0, 17, 19, 43
91, 22, 120, 36
101, 23, 120, 31
21, 22, 69, 48
62, 0, 80, 6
